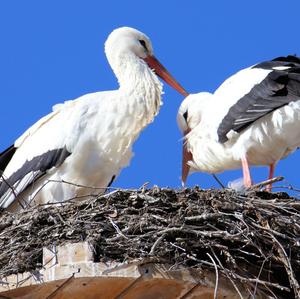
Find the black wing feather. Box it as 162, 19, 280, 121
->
0, 147, 71, 205
218, 55, 300, 143
0, 145, 16, 172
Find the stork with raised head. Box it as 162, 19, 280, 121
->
177, 55, 300, 190
0, 26, 188, 212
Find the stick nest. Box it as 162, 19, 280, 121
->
1, 187, 300, 298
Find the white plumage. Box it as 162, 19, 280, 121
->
0, 27, 187, 211
177, 55, 300, 189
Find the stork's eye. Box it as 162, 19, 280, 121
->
139, 40, 148, 52
183, 110, 188, 123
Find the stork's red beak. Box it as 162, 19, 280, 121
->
182, 129, 193, 187
143, 55, 189, 97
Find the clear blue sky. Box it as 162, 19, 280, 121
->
0, 1, 300, 191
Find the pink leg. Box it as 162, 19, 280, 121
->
241, 156, 252, 188
268, 163, 275, 180
266, 163, 275, 192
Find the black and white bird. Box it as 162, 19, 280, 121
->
0, 27, 187, 211
177, 55, 300, 189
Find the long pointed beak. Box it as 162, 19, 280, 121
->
182, 129, 193, 187
143, 55, 189, 97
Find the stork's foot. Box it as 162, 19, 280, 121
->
266, 184, 272, 192
244, 176, 253, 189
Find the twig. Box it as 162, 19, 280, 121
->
207, 252, 219, 299
250, 176, 284, 190
253, 255, 269, 298
209, 247, 245, 299
270, 233, 300, 298
149, 234, 166, 255
185, 213, 222, 222
1, 174, 26, 209
212, 174, 225, 189
156, 227, 246, 242
108, 218, 128, 240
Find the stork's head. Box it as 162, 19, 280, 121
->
105, 27, 154, 61
177, 92, 212, 186
104, 27, 188, 96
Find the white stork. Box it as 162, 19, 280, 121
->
0, 26, 188, 211
177, 55, 300, 190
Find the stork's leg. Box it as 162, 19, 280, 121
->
266, 163, 276, 192
241, 156, 252, 188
